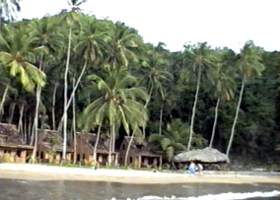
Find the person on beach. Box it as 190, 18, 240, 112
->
197, 163, 203, 175
188, 161, 196, 175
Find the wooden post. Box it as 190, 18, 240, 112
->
138, 155, 142, 168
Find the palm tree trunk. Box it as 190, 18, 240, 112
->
23, 115, 27, 143
112, 123, 116, 153
226, 76, 246, 157
209, 97, 220, 148
8, 102, 15, 124
52, 82, 58, 130
108, 128, 112, 166
143, 83, 154, 138
187, 65, 202, 151
72, 78, 77, 164
30, 86, 41, 163
57, 61, 88, 131
124, 132, 134, 167
17, 104, 24, 134
159, 103, 164, 135
0, 85, 9, 118
28, 115, 33, 145
62, 27, 72, 161
93, 124, 102, 161
0, 13, 2, 30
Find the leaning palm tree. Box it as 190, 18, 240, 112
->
209, 51, 235, 148
0, 67, 10, 117
139, 44, 172, 136
57, 15, 110, 132
0, 26, 46, 163
60, 0, 87, 162
184, 43, 214, 151
226, 41, 265, 156
81, 68, 148, 165
28, 17, 63, 163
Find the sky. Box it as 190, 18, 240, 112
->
18, 0, 280, 52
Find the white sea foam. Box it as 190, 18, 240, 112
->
132, 190, 280, 200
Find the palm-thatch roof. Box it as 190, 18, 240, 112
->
75, 132, 114, 154
120, 136, 161, 157
38, 129, 73, 152
0, 123, 33, 150
174, 147, 229, 163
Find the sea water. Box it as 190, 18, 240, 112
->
0, 179, 279, 200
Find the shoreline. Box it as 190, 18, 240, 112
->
0, 163, 280, 185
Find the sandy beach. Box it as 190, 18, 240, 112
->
0, 163, 279, 184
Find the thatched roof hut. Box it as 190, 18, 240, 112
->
38, 129, 72, 153
75, 132, 116, 154
119, 136, 162, 168
0, 123, 24, 145
0, 123, 33, 163
174, 147, 229, 163
74, 133, 118, 165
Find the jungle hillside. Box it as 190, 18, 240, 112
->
0, 0, 280, 169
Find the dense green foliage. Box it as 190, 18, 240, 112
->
0, 7, 279, 164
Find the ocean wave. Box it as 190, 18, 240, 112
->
121, 190, 280, 200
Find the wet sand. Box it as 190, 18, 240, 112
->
0, 163, 279, 184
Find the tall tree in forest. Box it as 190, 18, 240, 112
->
29, 17, 62, 162
226, 41, 265, 156
61, 0, 86, 161
57, 15, 109, 131
184, 43, 214, 151
209, 51, 235, 148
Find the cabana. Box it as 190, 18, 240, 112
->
37, 129, 73, 164
119, 136, 162, 169
75, 133, 118, 166
174, 147, 229, 170
0, 123, 33, 163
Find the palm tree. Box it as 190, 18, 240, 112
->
60, 0, 87, 161
0, 26, 46, 92
106, 22, 142, 69
0, 0, 21, 29
0, 67, 10, 117
226, 41, 265, 156
28, 17, 63, 162
209, 51, 235, 148
184, 43, 214, 151
139, 44, 172, 136
57, 15, 109, 131
81, 69, 148, 165
0, 26, 46, 163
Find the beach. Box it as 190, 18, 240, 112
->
0, 163, 279, 185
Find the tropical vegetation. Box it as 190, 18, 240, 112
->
0, 0, 279, 167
